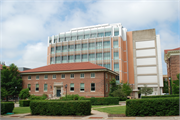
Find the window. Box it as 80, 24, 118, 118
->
70, 83, 74, 91
89, 43, 95, 50
62, 46, 67, 52
98, 33, 104, 37
50, 57, 54, 64
106, 83, 108, 92
89, 53, 95, 61
114, 63, 119, 71
75, 55, 80, 62
103, 41, 110, 48
28, 84, 31, 91
60, 37, 64, 42
28, 76, 31, 80
70, 74, 74, 79
51, 47, 54, 54
68, 55, 74, 63
77, 35, 84, 40
104, 64, 110, 69
91, 33, 96, 38
91, 83, 95, 91
82, 54, 88, 62
66, 37, 71, 41
82, 43, 87, 50
91, 73, 95, 78
72, 36, 76, 40
114, 52, 119, 60
96, 53, 102, 60
105, 32, 111, 36
80, 83, 84, 91
36, 75, 39, 80
55, 56, 61, 63
113, 41, 118, 48
103, 52, 110, 60
53, 74, 56, 79
68, 45, 74, 52
85, 34, 90, 39
62, 56, 67, 63
106, 73, 108, 78
44, 84, 47, 91
36, 84, 39, 91
80, 73, 84, 78
96, 42, 102, 49
54, 39, 57, 43
56, 46, 61, 53
61, 74, 65, 79
114, 31, 119, 36
97, 64, 103, 66
75, 44, 81, 51
44, 75, 48, 79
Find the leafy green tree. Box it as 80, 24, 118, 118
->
112, 88, 126, 98
121, 82, 132, 96
138, 84, 153, 96
163, 80, 169, 93
19, 88, 30, 99
1, 88, 8, 99
1, 64, 22, 101
109, 78, 118, 96
172, 73, 179, 94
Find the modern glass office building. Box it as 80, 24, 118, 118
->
47, 23, 163, 98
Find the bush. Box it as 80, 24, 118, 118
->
29, 94, 47, 100
126, 97, 179, 116
19, 100, 30, 107
84, 97, 119, 105
19, 88, 30, 99
141, 94, 179, 99
30, 100, 91, 115
64, 94, 80, 100
78, 96, 85, 100
1, 102, 14, 114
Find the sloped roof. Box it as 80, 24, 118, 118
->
164, 47, 180, 54
21, 62, 106, 73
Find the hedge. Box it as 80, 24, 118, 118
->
19, 100, 30, 107
84, 97, 119, 105
126, 97, 179, 116
30, 100, 91, 115
141, 94, 179, 99
1, 102, 14, 114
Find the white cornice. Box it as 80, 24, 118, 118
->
164, 50, 180, 63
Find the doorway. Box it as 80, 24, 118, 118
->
57, 89, 61, 97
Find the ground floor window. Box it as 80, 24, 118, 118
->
36, 84, 39, 91
70, 83, 74, 91
28, 84, 31, 91
44, 84, 47, 91
80, 83, 84, 91
91, 83, 95, 91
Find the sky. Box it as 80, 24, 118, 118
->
0, 0, 179, 75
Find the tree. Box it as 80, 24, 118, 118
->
112, 88, 126, 98
172, 73, 179, 94
138, 84, 153, 96
19, 88, 30, 99
1, 88, 8, 99
1, 63, 22, 101
109, 78, 118, 96
121, 82, 132, 96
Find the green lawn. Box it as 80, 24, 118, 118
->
93, 106, 126, 114
92, 105, 117, 108
13, 107, 31, 114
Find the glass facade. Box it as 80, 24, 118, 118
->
96, 42, 102, 49
114, 52, 119, 60
75, 44, 81, 51
82, 43, 87, 50
51, 47, 54, 54
56, 46, 61, 53
104, 41, 110, 48
68, 45, 74, 52
75, 55, 80, 62
105, 32, 111, 36
82, 54, 88, 62
89, 54, 95, 61
55, 56, 61, 63
114, 31, 119, 36
62, 56, 67, 63
62, 46, 67, 52
103, 52, 110, 60
68, 55, 74, 63
113, 41, 118, 48
50, 57, 54, 64
104, 64, 110, 69
96, 53, 102, 60
89, 43, 95, 50
114, 63, 119, 71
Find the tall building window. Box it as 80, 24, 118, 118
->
97, 64, 103, 66
62, 56, 67, 63
91, 33, 96, 38
66, 37, 71, 41
56, 46, 61, 53
70, 83, 74, 91
44, 84, 47, 91
103, 52, 110, 60
80, 83, 84, 91
89, 54, 95, 61
55, 56, 61, 63
77, 35, 84, 40
68, 45, 74, 52
114, 63, 119, 72
89, 43, 95, 50
103, 41, 110, 48
62, 46, 67, 52
68, 55, 74, 63
75, 44, 81, 51
51, 47, 54, 54
44, 75, 48, 79
61, 74, 65, 79
72, 36, 76, 40
53, 74, 56, 79
85, 34, 90, 39
28, 84, 31, 91
98, 33, 104, 37
54, 39, 57, 43
50, 57, 54, 64
114, 52, 119, 60
91, 73, 95, 78
113, 41, 118, 48
36, 84, 39, 91
105, 32, 111, 36
96, 53, 102, 60
80, 73, 84, 78
70, 74, 74, 79
82, 43, 88, 50
60, 37, 65, 42
36, 75, 39, 80
82, 54, 88, 62
114, 31, 119, 36
28, 75, 31, 80
91, 83, 95, 91
75, 55, 80, 62
96, 42, 102, 49
104, 64, 110, 69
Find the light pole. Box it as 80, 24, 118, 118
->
169, 77, 172, 94
65, 84, 67, 99
15, 86, 17, 103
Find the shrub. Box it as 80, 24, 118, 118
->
84, 97, 119, 105
19, 88, 30, 99
19, 100, 30, 107
126, 97, 179, 116
29, 94, 47, 100
78, 96, 85, 100
30, 100, 91, 115
64, 94, 80, 100
141, 94, 179, 99
1, 102, 14, 114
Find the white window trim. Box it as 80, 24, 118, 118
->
70, 74, 74, 79
80, 83, 85, 92
61, 74, 65, 79
36, 75, 39, 80
91, 73, 95, 78
28, 76, 31, 80
80, 73, 85, 78
35, 84, 39, 92
52, 74, 56, 79
44, 75, 48, 80
91, 83, 95, 92
70, 83, 74, 92
44, 84, 48, 92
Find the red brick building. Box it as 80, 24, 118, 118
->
21, 62, 118, 98
164, 47, 180, 81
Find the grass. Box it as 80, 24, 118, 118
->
13, 107, 31, 114
92, 105, 118, 108
93, 106, 126, 114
